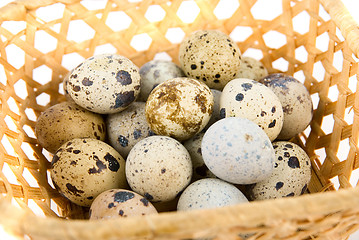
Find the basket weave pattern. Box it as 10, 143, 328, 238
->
0, 0, 359, 239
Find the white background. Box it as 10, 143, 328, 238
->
0, 0, 358, 239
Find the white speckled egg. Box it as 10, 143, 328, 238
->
183, 132, 216, 182
67, 54, 140, 114
145, 77, 213, 141
126, 136, 192, 202
89, 189, 158, 219
201, 117, 275, 185
179, 30, 242, 90
51, 138, 127, 207
259, 73, 313, 140
204, 89, 222, 130
247, 141, 312, 200
220, 78, 284, 141
35, 101, 106, 153
237, 57, 268, 81
138, 60, 185, 101
177, 178, 248, 211
107, 102, 155, 158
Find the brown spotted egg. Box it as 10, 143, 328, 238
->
126, 136, 192, 202
237, 57, 268, 81
259, 73, 313, 140
89, 189, 158, 219
50, 138, 127, 207
138, 60, 185, 101
220, 78, 284, 141
35, 101, 106, 153
247, 141, 311, 200
145, 77, 213, 141
107, 102, 155, 158
67, 54, 140, 114
179, 30, 242, 90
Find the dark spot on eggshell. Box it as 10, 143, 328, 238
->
153, 69, 160, 78
88, 159, 107, 174
140, 198, 149, 207
119, 209, 124, 216
285, 144, 293, 148
271, 106, 276, 113
284, 152, 290, 157
118, 135, 129, 147
261, 111, 266, 117
268, 120, 276, 128
113, 91, 135, 109
191, 64, 197, 70
200, 61, 204, 65
116, 70, 132, 85
215, 74, 220, 78
197, 147, 202, 154
161, 168, 166, 174
82, 77, 93, 86
194, 94, 208, 113
104, 153, 120, 172
288, 156, 300, 168
195, 164, 209, 177
235, 93, 244, 101
66, 183, 84, 197
133, 129, 142, 139
283, 104, 293, 114
114, 191, 135, 203
70, 160, 77, 166
301, 184, 308, 194
87, 196, 93, 200
72, 85, 81, 92
274, 163, 278, 168
275, 182, 284, 190
241, 83, 252, 91
108, 202, 115, 208
219, 108, 226, 118
52, 154, 60, 165
285, 192, 295, 197
148, 130, 156, 136
73, 150, 81, 154
144, 193, 153, 201
244, 134, 253, 142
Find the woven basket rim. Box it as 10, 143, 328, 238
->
1, 188, 359, 238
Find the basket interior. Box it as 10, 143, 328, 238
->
0, 0, 358, 219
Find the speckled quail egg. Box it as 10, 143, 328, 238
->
107, 102, 155, 158
51, 138, 127, 207
201, 117, 275, 185
246, 141, 312, 200
220, 78, 284, 141
237, 57, 268, 81
204, 89, 222, 130
183, 132, 216, 182
145, 77, 213, 141
67, 54, 140, 114
63, 70, 75, 102
138, 60, 185, 101
35, 101, 106, 153
259, 73, 313, 140
177, 178, 248, 211
89, 189, 158, 219
126, 136, 192, 202
179, 30, 242, 90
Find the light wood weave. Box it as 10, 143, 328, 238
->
0, 0, 359, 239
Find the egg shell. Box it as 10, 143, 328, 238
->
179, 30, 242, 90
183, 132, 216, 182
247, 141, 312, 200
259, 73, 313, 140
145, 77, 213, 141
35, 101, 106, 153
51, 138, 127, 207
126, 136, 192, 202
237, 57, 268, 81
204, 89, 222, 130
89, 189, 158, 219
177, 178, 248, 211
63, 70, 75, 102
220, 78, 284, 141
107, 102, 155, 158
201, 117, 275, 185
138, 60, 185, 101
67, 54, 140, 114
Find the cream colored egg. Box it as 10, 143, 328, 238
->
107, 102, 155, 158
67, 54, 140, 114
138, 60, 185, 101
237, 57, 268, 81
145, 77, 213, 141
35, 101, 106, 153
220, 78, 283, 141
126, 136, 192, 202
179, 30, 242, 90
50, 138, 127, 207
247, 141, 312, 200
89, 189, 158, 219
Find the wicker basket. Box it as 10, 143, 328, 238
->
1, 0, 359, 239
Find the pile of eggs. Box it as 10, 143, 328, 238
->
35, 29, 313, 220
